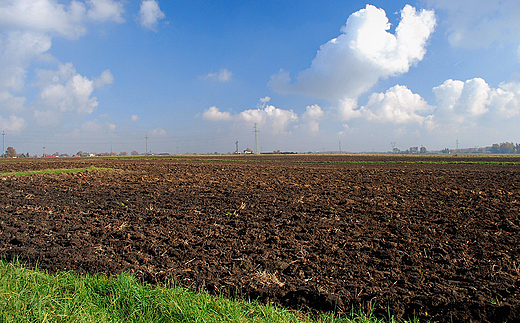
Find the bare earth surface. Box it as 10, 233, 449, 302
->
1, 155, 519, 322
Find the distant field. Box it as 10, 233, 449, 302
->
1, 155, 519, 322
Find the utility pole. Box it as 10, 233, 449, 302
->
43, 147, 45, 158
456, 139, 459, 151
235, 141, 239, 154
339, 141, 341, 153
253, 123, 259, 154
2, 131, 4, 158
145, 135, 148, 155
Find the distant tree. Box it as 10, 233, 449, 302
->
6, 147, 16, 158
491, 144, 500, 154
392, 147, 401, 154
131, 150, 139, 156
441, 148, 450, 154
54, 152, 59, 157
76, 151, 84, 156
420, 146, 428, 154
500, 142, 515, 154
119, 151, 128, 156
409, 146, 418, 154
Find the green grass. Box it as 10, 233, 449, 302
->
0, 166, 113, 177
0, 260, 418, 323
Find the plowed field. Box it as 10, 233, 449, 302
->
1, 155, 519, 322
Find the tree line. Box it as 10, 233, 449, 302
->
490, 142, 520, 154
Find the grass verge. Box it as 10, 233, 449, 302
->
0, 260, 418, 323
0, 166, 112, 177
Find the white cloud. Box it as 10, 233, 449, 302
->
361, 85, 433, 124
202, 106, 232, 121
0, 91, 26, 111
422, 78, 520, 134
130, 114, 140, 122
87, 0, 125, 23
433, 78, 490, 123
0, 0, 87, 38
202, 98, 299, 134
339, 98, 361, 120
138, 0, 165, 31
33, 109, 58, 126
0, 115, 26, 132
340, 85, 432, 124
302, 104, 324, 120
93, 69, 114, 88
268, 4, 436, 101
149, 127, 166, 136
302, 104, 324, 134
0, 0, 122, 132
0, 31, 52, 92
203, 68, 233, 82
427, 0, 520, 49
34, 63, 105, 119
80, 119, 116, 133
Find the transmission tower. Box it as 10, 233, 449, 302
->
253, 123, 260, 154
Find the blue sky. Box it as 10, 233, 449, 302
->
1, 0, 519, 155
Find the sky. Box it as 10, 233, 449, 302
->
1, 0, 520, 155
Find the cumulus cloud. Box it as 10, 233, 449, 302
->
0, 91, 26, 111
31, 63, 108, 126
0, 31, 52, 92
358, 85, 433, 124
130, 114, 140, 122
433, 78, 490, 123
138, 0, 165, 31
0, 115, 26, 132
203, 68, 233, 82
202, 97, 299, 134
149, 127, 167, 136
87, 0, 125, 23
268, 4, 436, 101
0, 0, 123, 132
340, 78, 520, 131
93, 69, 114, 88
0, 0, 87, 38
302, 104, 324, 120
202, 106, 232, 121
427, 0, 520, 49
302, 104, 324, 133
432, 78, 520, 124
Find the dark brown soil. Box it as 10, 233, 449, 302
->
1, 156, 519, 322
